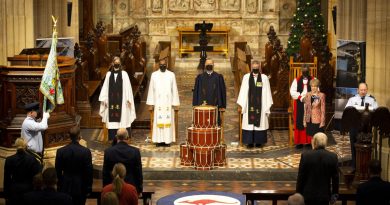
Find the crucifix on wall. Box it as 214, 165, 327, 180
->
194, 21, 214, 70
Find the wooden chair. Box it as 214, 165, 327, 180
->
288, 56, 317, 146
231, 43, 252, 146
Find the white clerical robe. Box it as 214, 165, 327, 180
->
237, 73, 273, 130
99, 71, 136, 129
146, 70, 180, 144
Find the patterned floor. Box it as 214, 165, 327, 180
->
86, 58, 352, 171
88, 129, 352, 171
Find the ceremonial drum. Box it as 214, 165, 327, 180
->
187, 127, 221, 147
194, 147, 214, 170
180, 143, 194, 166
193, 105, 218, 128
213, 144, 227, 167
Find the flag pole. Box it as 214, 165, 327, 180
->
43, 16, 58, 113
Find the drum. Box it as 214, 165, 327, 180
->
193, 105, 218, 128
180, 143, 194, 166
187, 127, 221, 147
194, 147, 214, 170
213, 144, 227, 167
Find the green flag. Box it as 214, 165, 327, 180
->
39, 29, 64, 112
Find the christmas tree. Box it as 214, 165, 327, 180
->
286, 0, 328, 57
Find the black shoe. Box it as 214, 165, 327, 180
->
246, 144, 254, 149
295, 144, 303, 149
255, 144, 263, 148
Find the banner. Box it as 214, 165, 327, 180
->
39, 26, 64, 112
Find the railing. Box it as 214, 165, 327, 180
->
243, 189, 355, 205
0, 186, 154, 205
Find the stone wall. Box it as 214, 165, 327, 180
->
96, 0, 296, 59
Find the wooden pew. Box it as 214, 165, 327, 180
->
243, 189, 356, 205
0, 181, 155, 205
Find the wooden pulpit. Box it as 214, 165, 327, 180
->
0, 54, 77, 148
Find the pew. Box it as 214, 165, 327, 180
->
0, 184, 155, 205
243, 189, 356, 205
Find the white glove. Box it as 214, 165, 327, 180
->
43, 112, 50, 119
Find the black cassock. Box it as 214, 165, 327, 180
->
192, 71, 226, 109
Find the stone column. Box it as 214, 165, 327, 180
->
337, 0, 367, 41
0, 0, 34, 65
366, 0, 390, 180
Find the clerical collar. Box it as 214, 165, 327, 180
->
112, 69, 120, 74
206, 70, 213, 75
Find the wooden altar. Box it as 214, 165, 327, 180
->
177, 26, 229, 57
0, 55, 77, 148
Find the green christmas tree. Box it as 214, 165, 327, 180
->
286, 0, 328, 57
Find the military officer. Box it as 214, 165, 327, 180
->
345, 82, 378, 110
345, 82, 378, 172
21, 102, 50, 163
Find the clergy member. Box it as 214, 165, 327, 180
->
99, 56, 136, 144
193, 59, 226, 125
146, 58, 180, 146
237, 60, 273, 148
290, 64, 314, 149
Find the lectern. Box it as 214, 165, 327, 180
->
0, 54, 77, 149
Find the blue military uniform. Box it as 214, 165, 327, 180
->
345, 94, 378, 170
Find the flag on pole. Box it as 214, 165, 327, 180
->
39, 16, 64, 112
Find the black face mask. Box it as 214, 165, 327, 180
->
302, 71, 309, 77
252, 69, 259, 74
160, 64, 167, 72
206, 65, 213, 71
114, 64, 120, 69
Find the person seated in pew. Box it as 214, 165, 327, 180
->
102, 163, 139, 205
102, 192, 120, 205
356, 159, 390, 205
237, 60, 273, 148
288, 193, 305, 205
23, 167, 73, 205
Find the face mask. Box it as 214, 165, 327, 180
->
114, 64, 120, 69
206, 65, 213, 71
302, 71, 309, 77
160, 64, 167, 72
252, 69, 259, 74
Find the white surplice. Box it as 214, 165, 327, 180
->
237, 73, 273, 130
99, 71, 136, 129
146, 69, 180, 144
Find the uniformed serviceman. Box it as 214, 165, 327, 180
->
345, 82, 378, 171
21, 102, 50, 163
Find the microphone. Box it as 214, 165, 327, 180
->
67, 0, 72, 26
